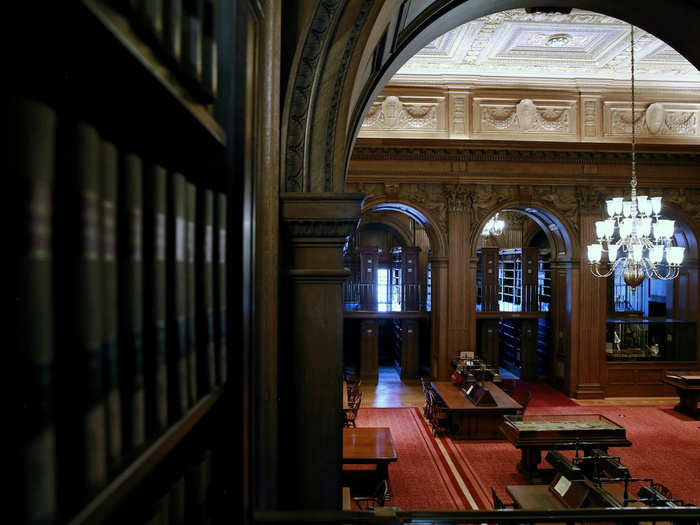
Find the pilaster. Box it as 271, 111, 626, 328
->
575, 206, 607, 399
445, 185, 473, 360
278, 192, 363, 509
430, 256, 449, 379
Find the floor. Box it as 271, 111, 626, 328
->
361, 366, 679, 408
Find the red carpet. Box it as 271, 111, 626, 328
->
513, 379, 579, 407
356, 384, 700, 509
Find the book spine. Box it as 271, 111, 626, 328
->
118, 152, 146, 452
185, 182, 198, 404
163, 0, 183, 61
143, 0, 164, 38
143, 164, 168, 437
101, 140, 123, 471
214, 193, 227, 384
9, 94, 58, 525
181, 0, 203, 80
167, 172, 189, 422
197, 188, 215, 394
54, 120, 107, 511
201, 0, 217, 96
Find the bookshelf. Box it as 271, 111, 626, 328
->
11, 2, 247, 524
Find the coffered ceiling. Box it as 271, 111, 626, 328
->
393, 9, 700, 84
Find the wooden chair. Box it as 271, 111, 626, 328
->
511, 390, 531, 415
352, 480, 388, 510
427, 390, 450, 437
344, 392, 362, 427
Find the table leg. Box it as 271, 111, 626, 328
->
517, 448, 542, 483
674, 389, 699, 419
377, 463, 391, 501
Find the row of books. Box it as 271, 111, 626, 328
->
118, 0, 218, 99
12, 94, 228, 523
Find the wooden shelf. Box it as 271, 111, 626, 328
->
82, 0, 226, 146
68, 388, 225, 525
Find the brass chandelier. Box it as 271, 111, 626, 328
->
586, 24, 684, 290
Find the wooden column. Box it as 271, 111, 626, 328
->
360, 320, 379, 380
550, 260, 574, 393
445, 185, 472, 359
575, 210, 606, 398
400, 319, 420, 379
279, 192, 363, 510
430, 256, 450, 379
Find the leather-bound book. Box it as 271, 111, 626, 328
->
100, 140, 123, 471
166, 172, 189, 421
185, 182, 198, 404
53, 119, 107, 511
214, 193, 227, 384
143, 164, 168, 437
117, 152, 146, 452
163, 0, 183, 60
181, 0, 203, 80
8, 94, 58, 525
196, 188, 215, 394
201, 0, 217, 96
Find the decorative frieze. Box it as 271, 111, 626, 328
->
604, 101, 700, 139
361, 95, 443, 132
473, 97, 577, 137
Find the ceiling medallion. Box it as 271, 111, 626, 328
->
545, 33, 572, 47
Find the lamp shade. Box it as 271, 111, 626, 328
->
667, 246, 685, 266
587, 244, 602, 263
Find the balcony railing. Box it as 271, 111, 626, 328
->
343, 283, 425, 312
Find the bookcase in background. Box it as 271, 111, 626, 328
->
10, 1, 258, 523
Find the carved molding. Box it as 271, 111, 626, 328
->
324, 0, 372, 191
284, 0, 343, 192
351, 144, 700, 165
280, 192, 364, 239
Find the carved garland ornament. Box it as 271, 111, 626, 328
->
362, 96, 438, 130
483, 99, 570, 133
612, 104, 698, 137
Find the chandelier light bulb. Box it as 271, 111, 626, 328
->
667, 246, 685, 266
622, 201, 633, 217
649, 245, 664, 264
587, 244, 602, 264
608, 243, 620, 262
651, 196, 662, 215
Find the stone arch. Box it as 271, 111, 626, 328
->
469, 201, 577, 261
361, 198, 449, 257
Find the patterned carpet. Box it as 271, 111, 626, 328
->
354, 389, 700, 509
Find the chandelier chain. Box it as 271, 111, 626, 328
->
630, 24, 637, 205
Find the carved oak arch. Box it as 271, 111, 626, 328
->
361, 198, 449, 258
469, 201, 576, 262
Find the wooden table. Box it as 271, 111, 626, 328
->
663, 373, 700, 419
499, 414, 632, 483
431, 381, 522, 439
343, 427, 397, 497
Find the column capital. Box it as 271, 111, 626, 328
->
280, 192, 364, 239
443, 184, 472, 213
